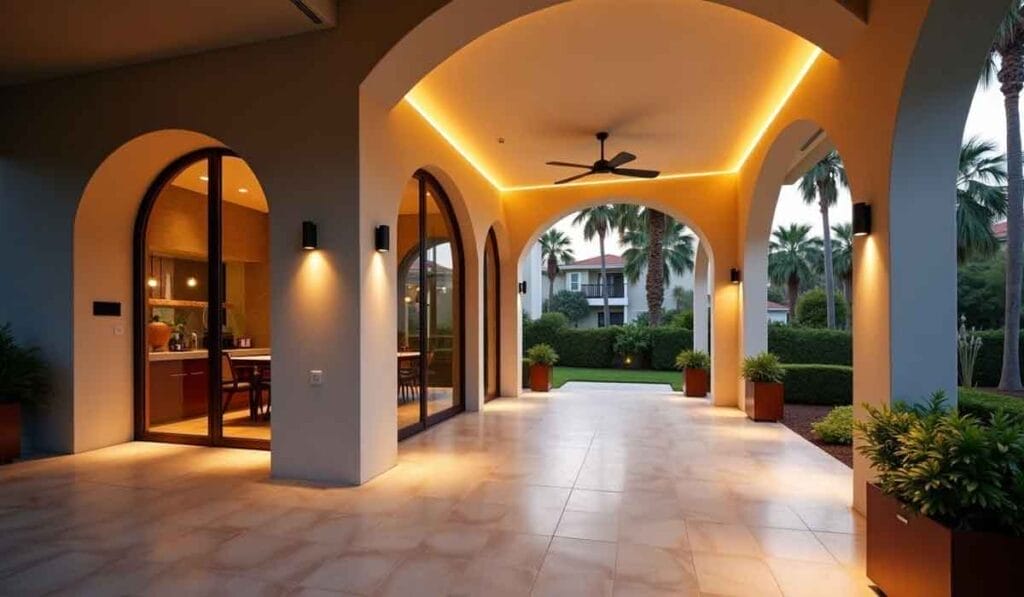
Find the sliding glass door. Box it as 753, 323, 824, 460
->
396, 171, 464, 439
135, 149, 271, 449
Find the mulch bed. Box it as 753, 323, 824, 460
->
781, 403, 852, 468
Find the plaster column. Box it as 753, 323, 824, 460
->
710, 262, 740, 407
693, 244, 710, 353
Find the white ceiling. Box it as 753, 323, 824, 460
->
408, 0, 818, 189
0, 0, 336, 86
171, 156, 268, 213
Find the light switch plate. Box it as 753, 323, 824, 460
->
309, 370, 323, 386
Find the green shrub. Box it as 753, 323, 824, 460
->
675, 350, 709, 371
782, 364, 852, 405
795, 289, 848, 328
742, 352, 785, 383
614, 324, 651, 360
668, 310, 694, 329
958, 387, 1024, 420
523, 312, 568, 349
968, 330, 1024, 387
552, 328, 620, 368
649, 327, 693, 370
856, 392, 1024, 535
0, 323, 49, 407
767, 326, 851, 365
546, 291, 590, 326
525, 343, 559, 366
811, 405, 853, 444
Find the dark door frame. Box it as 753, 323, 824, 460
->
132, 147, 268, 450
483, 228, 501, 402
397, 170, 467, 440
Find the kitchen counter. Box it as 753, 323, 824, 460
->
148, 347, 270, 362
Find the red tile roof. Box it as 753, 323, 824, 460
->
767, 301, 789, 310
568, 254, 624, 267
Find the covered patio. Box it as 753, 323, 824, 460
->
0, 382, 864, 595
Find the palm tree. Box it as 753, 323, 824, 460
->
984, 2, 1024, 391
956, 137, 1007, 263
621, 218, 695, 294
768, 223, 821, 317
799, 150, 848, 329
538, 229, 575, 307
573, 205, 618, 326
831, 223, 853, 328
612, 204, 675, 325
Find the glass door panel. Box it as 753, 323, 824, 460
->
424, 185, 460, 418
144, 159, 210, 438
484, 231, 499, 401
397, 179, 424, 435
220, 156, 272, 442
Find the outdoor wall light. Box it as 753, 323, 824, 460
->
302, 221, 318, 250
518, 281, 528, 294
374, 225, 390, 253
730, 268, 742, 284
853, 202, 872, 236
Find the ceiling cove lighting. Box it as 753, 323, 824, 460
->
730, 268, 742, 284
302, 221, 318, 250
403, 46, 821, 192
374, 225, 391, 253
852, 202, 872, 236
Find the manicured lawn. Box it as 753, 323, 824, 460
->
552, 366, 682, 391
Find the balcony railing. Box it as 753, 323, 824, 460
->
579, 283, 625, 299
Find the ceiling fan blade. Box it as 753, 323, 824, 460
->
546, 161, 593, 169
554, 170, 597, 185
611, 167, 660, 179
607, 151, 636, 168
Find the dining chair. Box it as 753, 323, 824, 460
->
221, 353, 255, 421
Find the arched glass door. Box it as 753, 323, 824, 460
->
484, 229, 500, 402
134, 149, 271, 449
396, 171, 464, 439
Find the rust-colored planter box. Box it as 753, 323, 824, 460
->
684, 368, 709, 397
744, 380, 783, 421
866, 483, 1024, 597
0, 402, 21, 464
529, 364, 552, 392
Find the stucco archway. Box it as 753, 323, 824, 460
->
73, 129, 227, 453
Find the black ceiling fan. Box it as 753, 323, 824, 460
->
546, 131, 660, 185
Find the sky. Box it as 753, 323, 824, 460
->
549, 83, 1009, 260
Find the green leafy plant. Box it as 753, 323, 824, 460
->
525, 343, 559, 367
795, 289, 848, 329
855, 392, 1024, 535
545, 291, 591, 327
741, 352, 785, 383
812, 405, 853, 444
0, 323, 50, 407
675, 350, 710, 371
613, 323, 650, 358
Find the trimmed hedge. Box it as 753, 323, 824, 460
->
650, 328, 694, 370
768, 326, 851, 366
552, 328, 620, 368
958, 387, 1024, 419
781, 364, 852, 406
968, 330, 1024, 388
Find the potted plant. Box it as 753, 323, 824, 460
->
741, 351, 785, 421
525, 343, 559, 392
856, 393, 1024, 596
0, 324, 49, 463
614, 323, 650, 369
675, 350, 710, 397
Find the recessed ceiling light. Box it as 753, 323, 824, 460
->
186, 277, 198, 288
199, 175, 209, 181
238, 188, 249, 194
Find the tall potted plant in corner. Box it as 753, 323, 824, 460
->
741, 351, 785, 421
856, 393, 1024, 597
525, 343, 559, 392
675, 350, 710, 397
0, 324, 49, 463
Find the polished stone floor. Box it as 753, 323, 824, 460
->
0, 382, 870, 596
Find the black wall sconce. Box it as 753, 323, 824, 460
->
518, 281, 528, 294
730, 268, 741, 284
374, 225, 390, 253
852, 202, 872, 236
302, 221, 318, 250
